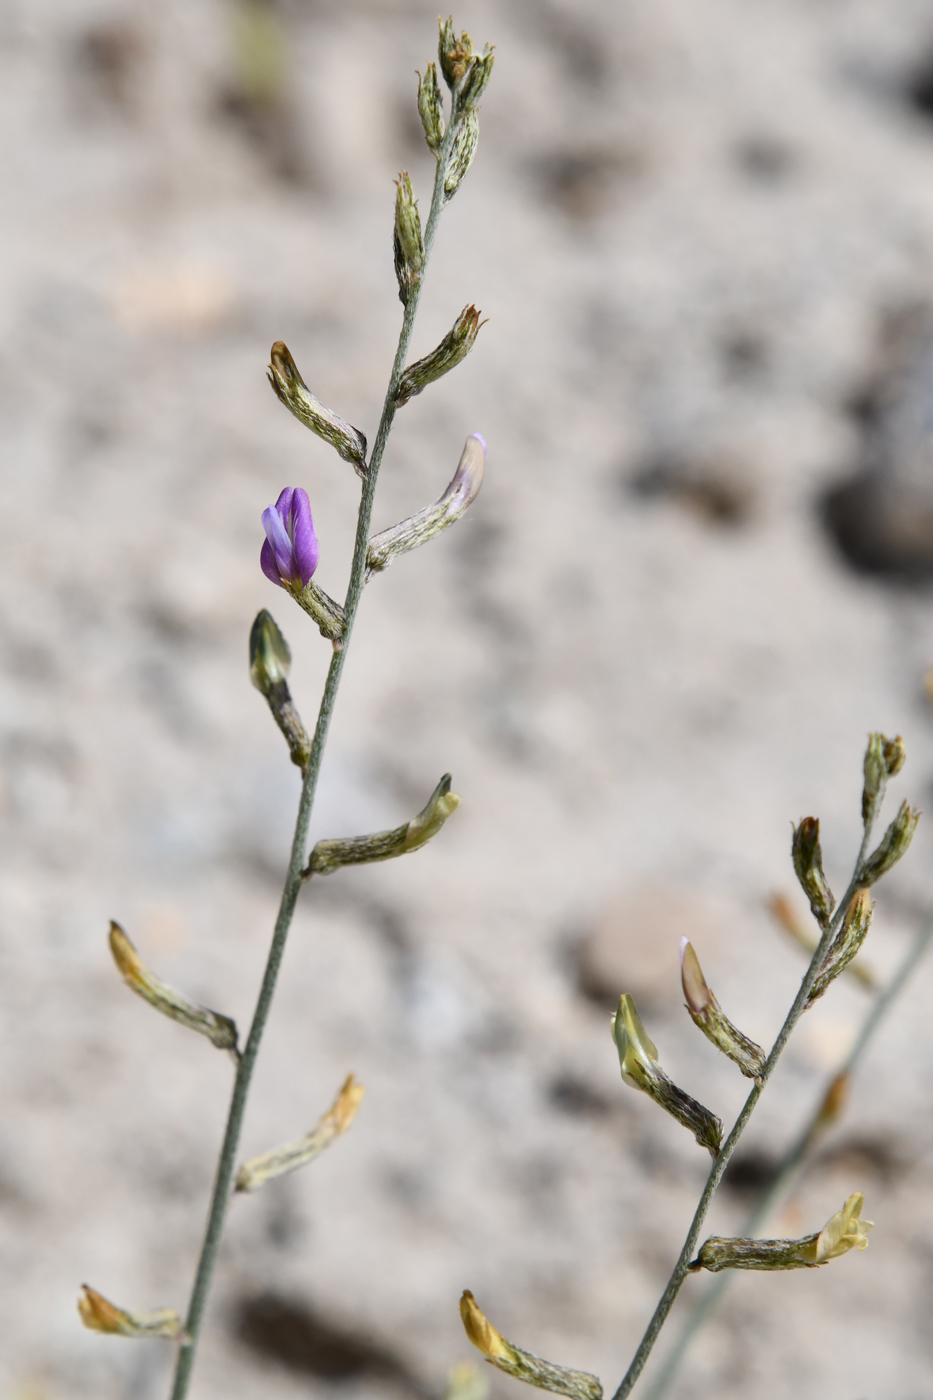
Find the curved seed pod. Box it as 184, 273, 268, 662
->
611, 994, 722, 1156
306, 774, 460, 878
680, 940, 765, 1081
108, 923, 238, 1056
459, 1292, 602, 1400
267, 342, 367, 476
791, 817, 835, 928
289, 578, 346, 645
366, 434, 485, 577
236, 1073, 364, 1193
444, 110, 479, 200
78, 1285, 188, 1342
690, 1194, 872, 1273
417, 62, 445, 153
396, 307, 485, 407
860, 800, 921, 886
394, 172, 425, 305
808, 888, 874, 1005
249, 610, 311, 770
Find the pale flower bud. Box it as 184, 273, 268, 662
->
690, 1193, 873, 1273
458, 49, 495, 111
438, 17, 475, 88
417, 63, 445, 154
306, 774, 460, 877
366, 435, 486, 577
444, 110, 479, 201
860, 800, 921, 886
78, 1285, 188, 1342
807, 888, 874, 1005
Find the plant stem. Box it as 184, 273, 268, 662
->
168, 107, 463, 1400
642, 908, 933, 1400
610, 819, 880, 1400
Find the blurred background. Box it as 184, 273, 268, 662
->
5, 0, 933, 1396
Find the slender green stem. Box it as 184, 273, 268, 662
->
643, 909, 933, 1400
610, 818, 880, 1400
168, 102, 464, 1400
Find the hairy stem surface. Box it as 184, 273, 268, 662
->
169, 106, 464, 1400
643, 909, 933, 1400
611, 821, 879, 1400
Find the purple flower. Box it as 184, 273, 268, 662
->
260, 488, 319, 589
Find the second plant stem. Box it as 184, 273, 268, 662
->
611, 819, 879, 1400
168, 106, 463, 1400
643, 908, 933, 1400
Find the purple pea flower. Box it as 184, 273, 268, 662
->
260, 488, 320, 590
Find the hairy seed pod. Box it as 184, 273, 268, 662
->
236, 1074, 365, 1192
459, 1291, 603, 1400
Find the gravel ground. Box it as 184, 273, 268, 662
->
4, 2, 933, 1398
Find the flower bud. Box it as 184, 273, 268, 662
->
611, 994, 722, 1156
438, 17, 475, 88
396, 307, 485, 407
459, 1292, 603, 1400
306, 773, 460, 878
808, 888, 874, 1005
236, 1073, 364, 1192
366, 434, 486, 577
109, 922, 239, 1056
860, 800, 921, 885
791, 817, 835, 928
267, 342, 367, 476
458, 49, 495, 111
444, 110, 479, 200
261, 487, 319, 591
249, 608, 291, 695
78, 1285, 188, 1342
249, 611, 312, 770
690, 1193, 872, 1273
393, 172, 425, 306
680, 940, 765, 1081
417, 62, 446, 154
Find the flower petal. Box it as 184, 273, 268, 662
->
260, 538, 284, 587
286, 487, 319, 584
262, 504, 298, 583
